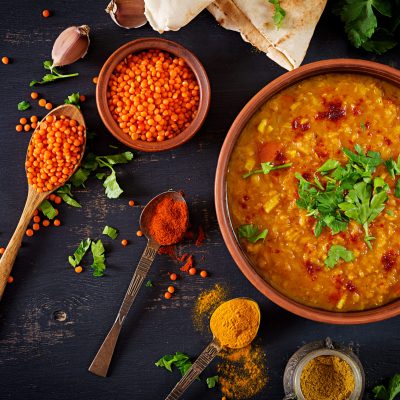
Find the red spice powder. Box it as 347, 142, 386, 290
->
180, 255, 194, 272
149, 197, 189, 245
195, 225, 206, 246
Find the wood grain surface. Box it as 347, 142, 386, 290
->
0, 1, 399, 399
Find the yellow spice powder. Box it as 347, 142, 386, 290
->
218, 343, 268, 399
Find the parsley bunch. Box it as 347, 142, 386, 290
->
334, 0, 400, 54
296, 145, 390, 249
30, 60, 79, 86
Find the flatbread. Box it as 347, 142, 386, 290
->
144, 0, 214, 33
208, 0, 327, 70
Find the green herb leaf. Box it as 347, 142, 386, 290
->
206, 376, 219, 389
395, 179, 400, 198
68, 238, 91, 268
91, 240, 106, 277
56, 184, 81, 208
145, 280, 153, 287
64, 92, 81, 108
30, 60, 79, 86
373, 373, 400, 400
18, 101, 31, 111
70, 167, 91, 187
39, 200, 57, 220
96, 152, 134, 166
155, 352, 192, 376
29, 80, 38, 87
384, 157, 400, 179
102, 225, 119, 240
243, 162, 292, 179
238, 224, 268, 243
317, 159, 340, 174
325, 245, 354, 269
96, 172, 106, 180
268, 0, 286, 28
103, 170, 123, 199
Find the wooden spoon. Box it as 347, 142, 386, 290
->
88, 190, 188, 378
164, 298, 261, 400
0, 104, 86, 299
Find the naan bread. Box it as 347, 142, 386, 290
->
144, 0, 214, 33
208, 0, 327, 70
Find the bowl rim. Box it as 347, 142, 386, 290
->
96, 37, 211, 152
214, 58, 400, 324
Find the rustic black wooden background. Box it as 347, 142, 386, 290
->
0, 1, 399, 399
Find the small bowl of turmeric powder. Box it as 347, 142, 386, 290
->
96, 38, 211, 152
283, 338, 365, 400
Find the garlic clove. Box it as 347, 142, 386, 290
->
51, 25, 90, 68
106, 0, 147, 29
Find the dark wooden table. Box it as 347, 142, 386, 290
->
0, 1, 399, 399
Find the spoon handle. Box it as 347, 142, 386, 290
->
165, 338, 222, 400
88, 240, 160, 377
0, 187, 45, 299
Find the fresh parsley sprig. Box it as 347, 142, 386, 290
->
373, 373, 400, 400
30, 60, 79, 87
64, 92, 81, 108
325, 245, 354, 269
243, 162, 292, 179
238, 224, 268, 243
269, 0, 286, 28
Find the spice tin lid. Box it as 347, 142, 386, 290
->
283, 337, 365, 400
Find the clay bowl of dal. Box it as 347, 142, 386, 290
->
215, 59, 400, 324
96, 38, 211, 152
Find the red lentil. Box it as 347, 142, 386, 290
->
136, 230, 143, 237
2, 56, 9, 65
42, 9, 51, 17
167, 286, 175, 294
42, 219, 50, 227
200, 270, 208, 278
121, 239, 128, 246
16, 124, 23, 132
25, 114, 85, 192
53, 219, 61, 227
33, 223, 40, 231
26, 229, 34, 237
170, 273, 177, 281
107, 49, 199, 143
31, 92, 39, 100
164, 292, 172, 299
38, 99, 46, 107
0, 247, 5, 255
129, 200, 135, 206
7, 276, 14, 283
75, 266, 83, 273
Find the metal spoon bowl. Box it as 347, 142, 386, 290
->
89, 190, 188, 377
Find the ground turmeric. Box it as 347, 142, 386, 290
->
210, 298, 260, 349
300, 355, 355, 400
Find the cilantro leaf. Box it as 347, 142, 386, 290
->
39, 200, 57, 220
102, 225, 119, 240
206, 376, 219, 389
317, 159, 340, 174
325, 245, 354, 269
243, 162, 292, 179
238, 224, 268, 243
373, 373, 400, 400
268, 0, 286, 28
96, 172, 106, 180
384, 157, 400, 179
56, 184, 81, 208
18, 101, 31, 111
396, 179, 400, 198
91, 240, 106, 277
30, 60, 78, 86
102, 170, 123, 199
155, 352, 192, 376
145, 280, 153, 287
64, 92, 81, 108
68, 238, 91, 268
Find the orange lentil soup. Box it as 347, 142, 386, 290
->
227, 73, 400, 312
107, 49, 200, 143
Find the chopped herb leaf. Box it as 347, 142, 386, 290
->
317, 159, 340, 174
387, 210, 395, 217
70, 167, 91, 187
243, 162, 292, 179
68, 238, 91, 268
91, 240, 106, 277
145, 280, 153, 287
64, 92, 81, 108
360, 122, 366, 131
238, 224, 268, 243
96, 172, 106, 180
155, 352, 193, 377
325, 245, 354, 269
395, 179, 400, 198
373, 373, 400, 400
56, 184, 81, 208
18, 101, 31, 111
39, 200, 57, 219
384, 156, 400, 179
102, 225, 119, 240
30, 60, 78, 86
268, 0, 286, 28
206, 376, 219, 389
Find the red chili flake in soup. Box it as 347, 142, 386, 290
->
384, 137, 392, 146
315, 101, 346, 121
381, 250, 399, 271
305, 261, 321, 280
346, 280, 357, 292
274, 150, 287, 165
292, 117, 310, 131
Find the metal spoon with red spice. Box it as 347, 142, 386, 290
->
88, 190, 188, 377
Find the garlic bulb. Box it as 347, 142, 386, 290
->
51, 25, 90, 68
106, 0, 147, 29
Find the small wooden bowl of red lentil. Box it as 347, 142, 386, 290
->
96, 38, 211, 152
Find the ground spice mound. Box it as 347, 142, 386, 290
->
193, 284, 228, 332
300, 355, 355, 400
148, 197, 189, 245
217, 344, 268, 399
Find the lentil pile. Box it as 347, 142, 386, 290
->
107, 49, 200, 142
26, 114, 85, 192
